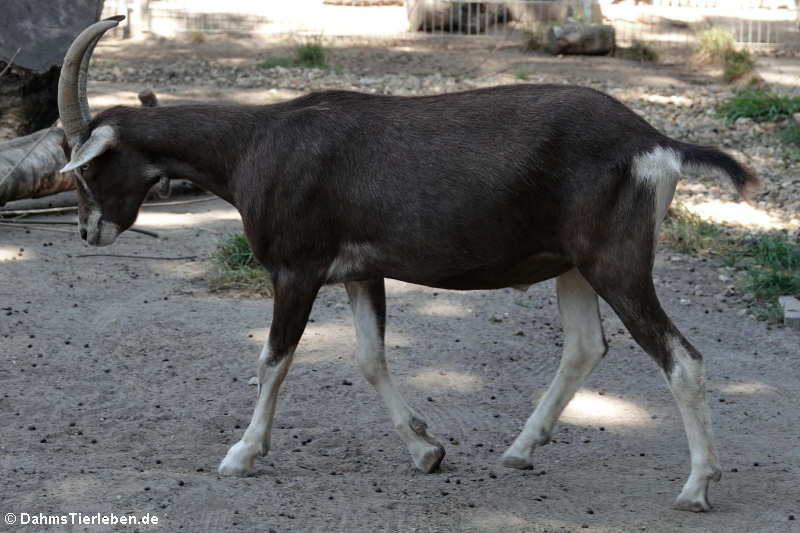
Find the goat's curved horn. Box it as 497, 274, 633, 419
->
58, 15, 125, 149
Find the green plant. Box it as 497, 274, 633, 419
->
208, 233, 273, 296
717, 90, 800, 122
661, 203, 728, 255
777, 123, 800, 160
514, 70, 530, 81
744, 268, 800, 321
522, 27, 543, 52
747, 234, 800, 271
294, 36, 326, 68
662, 205, 800, 322
258, 36, 327, 70
617, 40, 659, 62
740, 234, 800, 321
722, 49, 755, 82
188, 31, 206, 44
693, 27, 735, 65
259, 55, 294, 69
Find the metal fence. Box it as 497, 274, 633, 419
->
102, 0, 800, 48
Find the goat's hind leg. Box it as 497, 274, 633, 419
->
346, 279, 445, 473
582, 263, 721, 511
219, 273, 319, 476
503, 268, 608, 469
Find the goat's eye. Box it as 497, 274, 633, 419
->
79, 163, 90, 173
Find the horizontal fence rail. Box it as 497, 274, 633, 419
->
102, 0, 799, 48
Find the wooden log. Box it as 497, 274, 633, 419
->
0, 66, 61, 141
0, 89, 162, 207
0, 127, 71, 206
546, 22, 616, 55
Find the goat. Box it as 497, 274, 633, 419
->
59, 17, 759, 512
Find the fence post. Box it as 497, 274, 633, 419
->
584, 0, 591, 22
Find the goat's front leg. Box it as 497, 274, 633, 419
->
219, 271, 320, 476
346, 279, 445, 473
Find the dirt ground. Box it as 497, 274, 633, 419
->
2, 35, 800, 533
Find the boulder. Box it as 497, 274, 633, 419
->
546, 22, 615, 55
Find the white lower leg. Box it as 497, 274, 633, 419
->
348, 280, 444, 473
665, 336, 721, 512
504, 269, 607, 469
219, 346, 295, 476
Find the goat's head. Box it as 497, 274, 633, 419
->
59, 16, 169, 246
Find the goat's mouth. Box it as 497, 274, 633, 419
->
81, 212, 120, 247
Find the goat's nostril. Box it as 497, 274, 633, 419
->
80, 228, 87, 240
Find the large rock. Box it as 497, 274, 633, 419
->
546, 22, 615, 55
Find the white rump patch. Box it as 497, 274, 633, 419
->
633, 146, 682, 240
633, 146, 682, 186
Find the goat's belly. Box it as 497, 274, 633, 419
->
407, 252, 572, 291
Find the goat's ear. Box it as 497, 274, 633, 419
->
61, 125, 117, 173
155, 175, 171, 199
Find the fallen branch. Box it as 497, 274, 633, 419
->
74, 254, 197, 260
0, 194, 217, 217
0, 219, 160, 238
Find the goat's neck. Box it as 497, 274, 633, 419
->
126, 106, 258, 205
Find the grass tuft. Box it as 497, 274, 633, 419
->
207, 234, 273, 296
747, 234, 800, 271
188, 31, 206, 44
259, 35, 327, 70
744, 268, 800, 321
693, 27, 735, 65
777, 123, 800, 160
259, 56, 294, 69
717, 90, 800, 122
661, 204, 727, 255
522, 27, 544, 52
616, 41, 659, 63
662, 206, 800, 323
722, 49, 755, 82
693, 28, 754, 82
294, 36, 326, 68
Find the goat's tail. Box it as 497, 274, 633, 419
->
670, 140, 761, 201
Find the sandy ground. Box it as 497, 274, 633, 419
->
2, 34, 800, 533
1, 196, 799, 533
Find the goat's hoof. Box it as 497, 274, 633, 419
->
412, 443, 445, 473
673, 468, 720, 512
501, 450, 534, 470
218, 441, 260, 476
673, 497, 711, 513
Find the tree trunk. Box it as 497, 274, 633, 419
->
0, 0, 106, 139
0, 65, 61, 141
